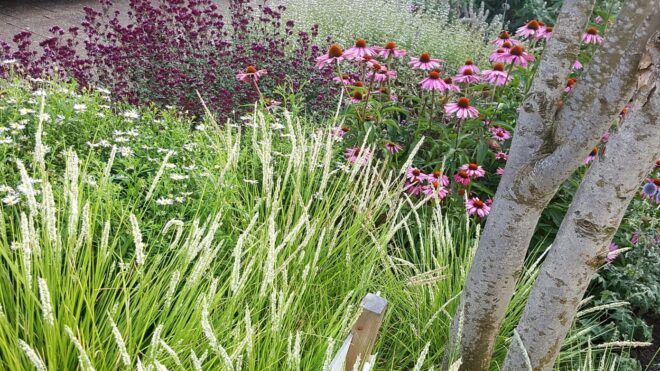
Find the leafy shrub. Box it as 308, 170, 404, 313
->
0, 0, 336, 121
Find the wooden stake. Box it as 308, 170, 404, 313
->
344, 293, 388, 371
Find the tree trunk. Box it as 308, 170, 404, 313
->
503, 34, 660, 371
445, 0, 659, 369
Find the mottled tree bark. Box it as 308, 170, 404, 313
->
445, 0, 659, 369
503, 33, 659, 371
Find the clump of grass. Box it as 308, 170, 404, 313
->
0, 78, 634, 370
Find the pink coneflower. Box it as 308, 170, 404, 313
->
482, 63, 511, 86
492, 31, 520, 46
409, 52, 442, 70
428, 170, 450, 187
594, 15, 603, 24
583, 147, 598, 164
442, 77, 461, 92
333, 74, 354, 85
516, 20, 542, 39
422, 182, 449, 200
375, 41, 406, 58
454, 170, 471, 186
601, 131, 610, 143
458, 59, 481, 74
495, 151, 508, 161
489, 126, 511, 141
350, 91, 364, 104
332, 126, 350, 138
264, 98, 281, 110
445, 97, 479, 119
406, 167, 427, 183
605, 242, 619, 263
316, 44, 345, 68
504, 45, 536, 68
489, 48, 509, 63
460, 163, 486, 178
404, 181, 424, 196
236, 66, 267, 82
538, 25, 553, 40
564, 78, 577, 93
582, 27, 604, 44
368, 63, 397, 82
344, 147, 373, 164
420, 70, 449, 91
496, 167, 505, 176
572, 60, 583, 70
345, 39, 376, 60
466, 197, 490, 218
619, 103, 631, 120
385, 142, 403, 154
501, 41, 514, 51
454, 68, 481, 84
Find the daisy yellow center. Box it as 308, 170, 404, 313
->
458, 97, 471, 108
527, 20, 540, 30
355, 39, 367, 48
245, 66, 257, 73
328, 44, 343, 58
385, 41, 396, 49
419, 53, 431, 63
493, 63, 505, 71
429, 70, 441, 79
586, 27, 598, 35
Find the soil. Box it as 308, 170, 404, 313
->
631, 313, 660, 370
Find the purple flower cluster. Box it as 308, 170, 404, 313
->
0, 0, 337, 121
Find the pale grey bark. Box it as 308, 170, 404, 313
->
503, 37, 659, 369
445, 0, 659, 369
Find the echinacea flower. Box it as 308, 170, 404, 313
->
344, 147, 373, 165
489, 48, 509, 63
384, 142, 403, 154
333, 74, 354, 85
564, 78, 577, 93
442, 77, 461, 92
601, 131, 610, 142
489, 126, 511, 141
420, 70, 449, 91
368, 63, 397, 82
492, 31, 520, 46
406, 167, 427, 183
496, 167, 505, 176
316, 44, 345, 68
606, 242, 619, 263
482, 63, 511, 86
332, 126, 350, 138
422, 182, 449, 200
428, 170, 450, 187
344, 39, 376, 60
454, 68, 481, 84
583, 147, 598, 164
458, 59, 481, 74
460, 163, 486, 178
495, 151, 508, 160
516, 20, 543, 39
466, 197, 490, 218
409, 52, 442, 70
236, 66, 267, 82
375, 41, 406, 58
445, 97, 479, 119
350, 91, 364, 104
538, 25, 553, 40
594, 15, 603, 24
454, 170, 471, 186
404, 181, 424, 196
504, 45, 536, 68
264, 98, 281, 110
582, 27, 604, 44
572, 60, 583, 70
